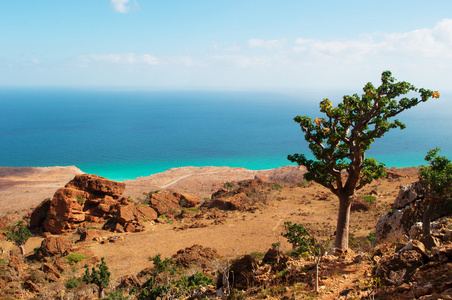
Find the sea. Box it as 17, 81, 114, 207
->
1, 88, 451, 181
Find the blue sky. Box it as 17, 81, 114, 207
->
1, 0, 451, 91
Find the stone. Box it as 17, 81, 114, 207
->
135, 205, 158, 221
376, 250, 424, 285
393, 183, 424, 209
37, 236, 72, 258
117, 204, 136, 224
24, 280, 40, 293
79, 229, 108, 242
171, 244, 221, 269
42, 263, 61, 279
65, 174, 125, 197
29, 198, 51, 228
174, 192, 200, 208
227, 255, 258, 290
148, 193, 181, 218
36, 174, 127, 234
421, 234, 441, 251
399, 240, 429, 261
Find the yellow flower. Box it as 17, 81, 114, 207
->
432, 91, 440, 98
323, 128, 330, 134
314, 118, 323, 126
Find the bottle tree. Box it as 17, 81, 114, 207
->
288, 71, 439, 250
2, 220, 32, 256
418, 148, 452, 235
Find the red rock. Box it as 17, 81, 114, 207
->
37, 236, 73, 258
135, 205, 158, 221
148, 193, 181, 218
117, 204, 136, 224
174, 192, 200, 208
65, 174, 125, 197
29, 198, 51, 228
79, 229, 109, 242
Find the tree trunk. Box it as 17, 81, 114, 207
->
315, 261, 319, 293
335, 197, 351, 250
98, 286, 104, 299
19, 245, 26, 256
422, 201, 434, 236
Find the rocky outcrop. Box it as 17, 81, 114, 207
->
30, 174, 131, 234
376, 182, 450, 243
35, 236, 73, 259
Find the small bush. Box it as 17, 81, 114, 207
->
0, 258, 7, 265
158, 215, 173, 225
272, 183, 283, 191
361, 195, 376, 204
66, 253, 89, 265
66, 277, 81, 289
76, 196, 84, 203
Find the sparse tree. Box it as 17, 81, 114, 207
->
288, 71, 439, 250
419, 148, 452, 235
83, 257, 111, 299
2, 220, 32, 255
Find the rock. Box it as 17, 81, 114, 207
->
8, 255, 23, 274
117, 204, 136, 224
399, 240, 429, 261
65, 174, 125, 197
432, 244, 452, 263
29, 198, 51, 228
174, 192, 200, 208
393, 183, 424, 209
42, 263, 61, 281
204, 193, 252, 211
444, 230, 452, 242
409, 222, 423, 239
262, 248, 290, 271
37, 236, 72, 258
227, 255, 258, 290
171, 244, 221, 269
24, 280, 40, 293
36, 174, 128, 234
148, 193, 181, 218
254, 174, 269, 182
118, 274, 141, 289
211, 188, 230, 200
135, 205, 158, 221
376, 181, 449, 243
421, 234, 441, 251
376, 250, 424, 285
114, 223, 125, 233
79, 229, 109, 242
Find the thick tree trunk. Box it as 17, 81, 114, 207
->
335, 197, 351, 250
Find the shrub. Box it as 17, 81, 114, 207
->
361, 195, 376, 204
66, 276, 81, 289
2, 220, 32, 255
83, 257, 111, 299
66, 253, 89, 265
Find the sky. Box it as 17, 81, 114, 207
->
1, 0, 452, 92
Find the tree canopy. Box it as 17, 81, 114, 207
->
288, 71, 439, 249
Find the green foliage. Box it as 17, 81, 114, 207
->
224, 182, 235, 189
419, 148, 452, 197
361, 195, 376, 204
272, 183, 283, 191
288, 71, 437, 192
2, 220, 32, 248
66, 276, 81, 289
288, 71, 437, 249
83, 257, 111, 297
66, 253, 89, 265
76, 196, 84, 203
281, 221, 310, 250
0, 258, 7, 265
367, 232, 376, 243
105, 289, 129, 300
158, 215, 173, 224
148, 254, 177, 276
139, 254, 213, 300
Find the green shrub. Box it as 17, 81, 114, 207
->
272, 183, 283, 191
158, 215, 173, 224
361, 195, 376, 204
66, 277, 81, 289
66, 253, 89, 265
76, 196, 84, 203
0, 258, 7, 265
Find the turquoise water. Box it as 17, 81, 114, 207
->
1, 88, 451, 181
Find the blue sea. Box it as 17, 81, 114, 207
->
1, 88, 451, 181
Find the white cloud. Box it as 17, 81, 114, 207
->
249, 38, 286, 50
110, 0, 139, 14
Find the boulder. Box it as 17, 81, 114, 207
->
421, 234, 441, 251
65, 174, 125, 197
171, 244, 221, 269
227, 255, 258, 290
35, 174, 129, 234
203, 193, 252, 211
148, 193, 181, 218
375, 250, 424, 285
174, 192, 200, 208
79, 229, 109, 242
376, 181, 450, 243
37, 236, 73, 258
29, 198, 51, 228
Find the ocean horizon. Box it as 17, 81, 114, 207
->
1, 88, 451, 181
